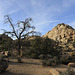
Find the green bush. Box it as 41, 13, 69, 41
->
61, 67, 75, 75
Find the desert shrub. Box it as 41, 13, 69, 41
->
0, 54, 8, 73
60, 57, 70, 65
29, 36, 43, 58
29, 36, 62, 59
53, 56, 59, 64
73, 41, 75, 48
39, 54, 46, 59
60, 56, 75, 65
42, 56, 59, 66
29, 52, 39, 59
68, 56, 75, 63
17, 57, 22, 63
30, 53, 36, 58
0, 38, 13, 51
46, 59, 54, 66
71, 51, 75, 56
61, 67, 75, 75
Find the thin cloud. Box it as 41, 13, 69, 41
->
69, 21, 75, 29
0, 0, 75, 35
7, 9, 19, 15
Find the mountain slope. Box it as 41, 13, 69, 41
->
43, 23, 75, 43
43, 23, 75, 50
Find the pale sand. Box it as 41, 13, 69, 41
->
1, 58, 52, 75
1, 58, 75, 75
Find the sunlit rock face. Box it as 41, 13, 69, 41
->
43, 23, 75, 43
43, 23, 75, 50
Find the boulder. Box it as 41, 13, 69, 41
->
43, 23, 75, 51
68, 63, 75, 67
50, 69, 60, 75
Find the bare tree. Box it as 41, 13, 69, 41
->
3, 15, 37, 57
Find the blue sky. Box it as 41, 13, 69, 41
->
0, 0, 75, 37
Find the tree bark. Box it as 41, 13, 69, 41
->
18, 38, 21, 56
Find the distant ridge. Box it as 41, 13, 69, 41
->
0, 34, 12, 40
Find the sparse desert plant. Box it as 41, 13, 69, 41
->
71, 51, 75, 56
53, 56, 59, 64
0, 54, 8, 73
42, 59, 53, 66
60, 56, 75, 65
61, 67, 75, 75
42, 56, 59, 66
17, 57, 22, 63
39, 54, 46, 59
73, 41, 75, 48
42, 59, 54, 66
46, 59, 54, 66
30, 53, 38, 59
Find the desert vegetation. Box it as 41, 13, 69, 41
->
0, 16, 75, 75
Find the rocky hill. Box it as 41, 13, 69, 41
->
0, 34, 12, 40
43, 23, 75, 50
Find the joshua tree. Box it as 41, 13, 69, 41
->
2, 15, 36, 57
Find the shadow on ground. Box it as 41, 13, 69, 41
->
8, 61, 41, 66
0, 71, 30, 75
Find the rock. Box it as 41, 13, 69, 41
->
68, 63, 75, 67
43, 23, 75, 51
50, 69, 60, 75
43, 23, 75, 43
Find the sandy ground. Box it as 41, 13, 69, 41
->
0, 58, 75, 75
0, 59, 52, 75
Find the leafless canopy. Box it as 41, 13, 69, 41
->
2, 15, 40, 56
3, 15, 36, 39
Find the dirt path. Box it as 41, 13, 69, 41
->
1, 59, 52, 75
